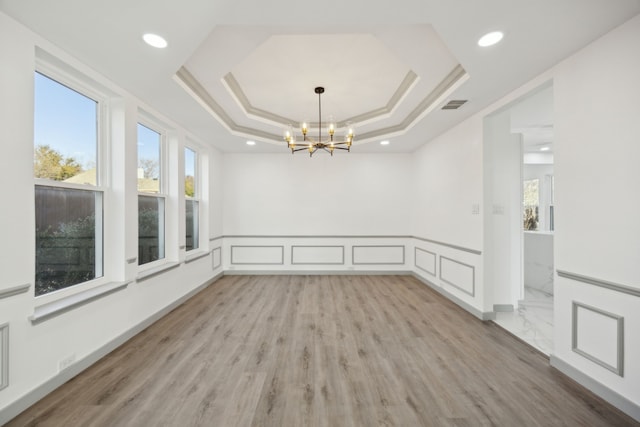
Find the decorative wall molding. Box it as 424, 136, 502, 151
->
220, 234, 480, 255
0, 284, 30, 301
557, 270, 640, 297
352, 245, 405, 265
413, 236, 481, 255
0, 323, 8, 391
212, 247, 222, 270
230, 245, 285, 265
291, 245, 345, 265
572, 301, 624, 376
439, 256, 476, 297
225, 270, 412, 276
414, 247, 436, 276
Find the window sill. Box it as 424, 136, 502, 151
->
136, 261, 180, 281
30, 281, 130, 325
184, 250, 211, 264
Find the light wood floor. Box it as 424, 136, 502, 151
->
7, 275, 638, 426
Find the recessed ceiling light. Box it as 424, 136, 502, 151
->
143, 33, 168, 49
540, 146, 550, 151
478, 31, 504, 47
246, 140, 256, 146
380, 140, 390, 145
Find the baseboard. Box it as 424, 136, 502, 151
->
0, 272, 224, 426
411, 272, 495, 321
493, 304, 514, 312
550, 354, 640, 422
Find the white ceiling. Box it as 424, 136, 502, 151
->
1, 0, 639, 153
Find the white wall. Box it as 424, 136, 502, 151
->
411, 112, 485, 316
484, 110, 524, 309
0, 12, 223, 423
552, 13, 640, 408
412, 117, 483, 249
222, 153, 413, 236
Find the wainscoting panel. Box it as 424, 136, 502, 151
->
230, 246, 284, 265
212, 247, 222, 270
0, 323, 8, 390
415, 247, 436, 276
352, 245, 405, 265
439, 256, 475, 297
572, 302, 624, 376
291, 246, 345, 265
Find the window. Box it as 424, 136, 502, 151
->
185, 147, 199, 251
523, 179, 539, 231
137, 123, 165, 265
34, 71, 103, 296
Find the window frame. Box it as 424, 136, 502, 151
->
184, 145, 200, 252
136, 119, 168, 267
34, 63, 109, 303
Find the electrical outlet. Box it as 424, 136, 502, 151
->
471, 203, 480, 215
59, 354, 76, 372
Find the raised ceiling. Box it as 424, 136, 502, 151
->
1, 0, 639, 153
178, 25, 467, 146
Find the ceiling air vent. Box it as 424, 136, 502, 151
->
442, 100, 467, 110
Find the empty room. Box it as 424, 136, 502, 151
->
1, 0, 639, 425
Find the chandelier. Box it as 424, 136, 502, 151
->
283, 87, 355, 157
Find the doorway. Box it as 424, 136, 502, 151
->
484, 81, 554, 355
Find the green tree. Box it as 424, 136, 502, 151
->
34, 144, 83, 180
35, 214, 96, 296
185, 175, 195, 197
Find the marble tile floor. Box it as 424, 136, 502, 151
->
493, 286, 554, 356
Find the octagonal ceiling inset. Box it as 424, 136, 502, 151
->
226, 33, 416, 128
175, 25, 469, 146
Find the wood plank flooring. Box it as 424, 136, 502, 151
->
7, 275, 638, 426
